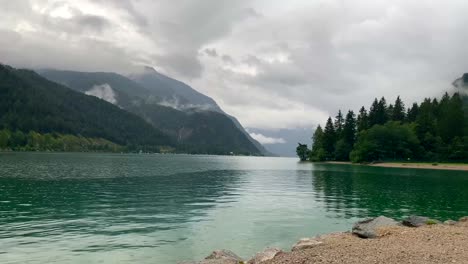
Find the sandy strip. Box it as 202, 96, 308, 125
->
324, 161, 468, 171
264, 221, 468, 264
370, 162, 468, 171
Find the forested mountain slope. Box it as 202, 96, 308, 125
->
0, 64, 173, 152
40, 69, 263, 155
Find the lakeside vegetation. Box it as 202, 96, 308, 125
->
298, 92, 468, 163
0, 129, 123, 152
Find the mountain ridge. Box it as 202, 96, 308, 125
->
39, 68, 267, 155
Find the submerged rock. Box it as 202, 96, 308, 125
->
248, 248, 282, 263
291, 238, 323, 251
352, 216, 399, 238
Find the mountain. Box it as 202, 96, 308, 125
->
0, 64, 173, 151
40, 68, 265, 155
453, 73, 468, 88
453, 73, 468, 135
130, 67, 272, 156
131, 66, 221, 111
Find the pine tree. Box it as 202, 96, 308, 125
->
387, 104, 394, 120
310, 125, 326, 161
323, 117, 336, 160
392, 96, 406, 121
407, 103, 419, 122
416, 98, 437, 140
357, 106, 369, 132
334, 110, 345, 138
368, 98, 379, 127
343, 110, 357, 147
376, 97, 388, 125
311, 125, 324, 152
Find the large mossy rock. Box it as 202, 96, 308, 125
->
402, 215, 440, 227
352, 216, 399, 238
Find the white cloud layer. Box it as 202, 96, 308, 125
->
248, 133, 286, 145
1, 0, 467, 130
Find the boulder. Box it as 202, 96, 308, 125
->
291, 238, 323, 251
248, 248, 282, 264
459, 216, 468, 222
402, 215, 439, 227
204, 250, 244, 264
352, 216, 399, 238
402, 215, 428, 227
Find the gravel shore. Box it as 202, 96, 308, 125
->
263, 220, 468, 264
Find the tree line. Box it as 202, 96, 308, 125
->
297, 92, 467, 163
0, 129, 122, 152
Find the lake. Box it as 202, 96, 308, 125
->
1, 152, 467, 263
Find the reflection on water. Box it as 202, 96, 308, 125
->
311, 163, 468, 220
0, 153, 467, 263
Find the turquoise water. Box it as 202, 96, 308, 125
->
0, 152, 467, 263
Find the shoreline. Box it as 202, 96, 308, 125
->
324, 161, 468, 171
184, 215, 468, 264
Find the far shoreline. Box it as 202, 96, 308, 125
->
323, 161, 468, 171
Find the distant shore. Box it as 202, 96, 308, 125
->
325, 161, 468, 171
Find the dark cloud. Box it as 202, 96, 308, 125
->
221, 55, 234, 64
43, 12, 112, 34
154, 52, 204, 79
204, 48, 218, 57
1, 0, 468, 130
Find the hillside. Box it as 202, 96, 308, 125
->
131, 66, 221, 110
40, 69, 264, 155
0, 64, 173, 152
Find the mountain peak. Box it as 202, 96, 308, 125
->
453, 73, 468, 88
143, 65, 157, 73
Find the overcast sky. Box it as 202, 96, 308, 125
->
1, 0, 467, 131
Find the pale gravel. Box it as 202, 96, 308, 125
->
263, 221, 468, 264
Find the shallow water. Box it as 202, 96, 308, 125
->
1, 152, 467, 263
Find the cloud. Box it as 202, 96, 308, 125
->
204, 48, 218, 57
248, 133, 286, 145
1, 0, 468, 131
85, 84, 117, 104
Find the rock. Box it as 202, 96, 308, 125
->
200, 260, 242, 264
179, 249, 245, 264
444, 220, 458, 225
352, 216, 399, 238
402, 215, 440, 227
291, 238, 323, 251
248, 248, 282, 264
459, 216, 468, 222
402, 216, 429, 227
204, 250, 244, 263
